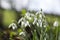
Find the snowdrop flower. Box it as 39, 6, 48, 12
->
9, 23, 17, 30
38, 19, 42, 27
37, 23, 39, 27
25, 12, 30, 17
18, 17, 25, 24
33, 17, 37, 25
25, 12, 35, 17
25, 21, 30, 27
53, 20, 59, 27
44, 25, 46, 28
18, 17, 26, 29
36, 10, 43, 15
39, 22, 42, 27
36, 9, 45, 18
25, 12, 35, 20
21, 21, 25, 27
39, 14, 42, 18
25, 13, 32, 20
18, 16, 30, 29
19, 32, 26, 37
21, 20, 30, 27
25, 12, 31, 19
36, 10, 42, 15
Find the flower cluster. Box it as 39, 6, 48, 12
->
8, 9, 48, 40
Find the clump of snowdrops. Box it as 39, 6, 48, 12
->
8, 9, 59, 40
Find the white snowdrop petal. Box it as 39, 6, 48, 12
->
25, 23, 27, 27
33, 20, 35, 24
9, 24, 12, 28
33, 20, 37, 24
40, 22, 42, 27
19, 32, 26, 36
24, 21, 29, 27
53, 21, 58, 27
37, 23, 39, 27
39, 14, 42, 18
44, 38, 46, 40
44, 25, 46, 28
12, 26, 15, 30
28, 17, 32, 20
18, 17, 24, 24
21, 22, 25, 26
38, 19, 41, 23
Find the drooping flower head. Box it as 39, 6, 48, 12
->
18, 17, 30, 30
8, 23, 17, 30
